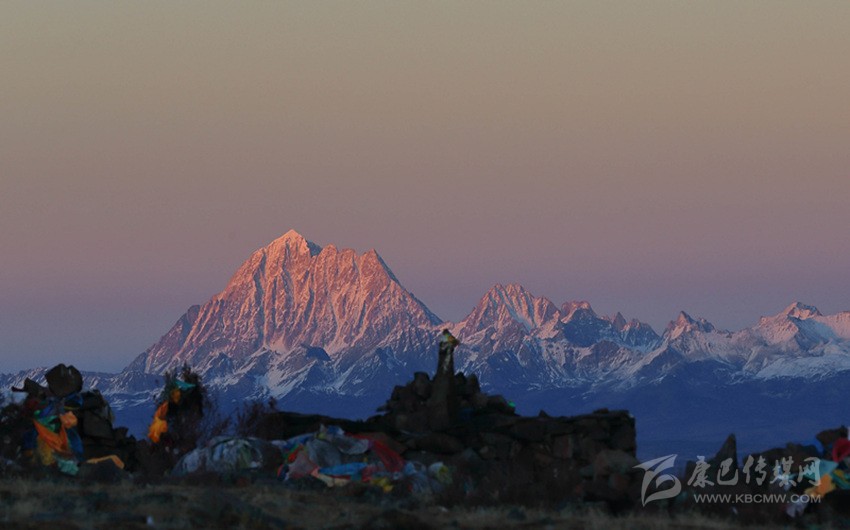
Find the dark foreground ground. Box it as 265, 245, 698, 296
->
0, 477, 827, 530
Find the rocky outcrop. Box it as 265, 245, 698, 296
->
253, 371, 640, 508
378, 372, 639, 507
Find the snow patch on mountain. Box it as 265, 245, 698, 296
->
7, 232, 849, 434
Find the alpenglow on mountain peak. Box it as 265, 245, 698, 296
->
111, 232, 849, 409
266, 229, 322, 256
10, 230, 848, 443
781, 301, 822, 320
132, 230, 440, 375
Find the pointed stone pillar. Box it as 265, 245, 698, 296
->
428, 329, 460, 431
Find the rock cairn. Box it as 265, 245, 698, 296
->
377, 371, 639, 506
256, 370, 640, 508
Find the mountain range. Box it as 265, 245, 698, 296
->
4, 230, 848, 458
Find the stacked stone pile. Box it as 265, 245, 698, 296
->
75, 390, 138, 468
11, 364, 138, 471
377, 371, 639, 506
256, 370, 640, 508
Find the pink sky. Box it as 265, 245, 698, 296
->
1, 1, 849, 371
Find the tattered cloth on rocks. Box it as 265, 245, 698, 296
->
172, 437, 282, 476
16, 365, 85, 472
11, 364, 131, 474
688, 426, 850, 521
274, 424, 444, 493
149, 380, 199, 443
30, 393, 84, 473
802, 430, 850, 504
170, 425, 432, 493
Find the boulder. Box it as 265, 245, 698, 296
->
478, 432, 517, 460
411, 372, 431, 399
552, 435, 574, 460
509, 419, 547, 442
45, 364, 83, 398
592, 449, 639, 479
413, 433, 464, 455
485, 395, 514, 415
470, 392, 489, 410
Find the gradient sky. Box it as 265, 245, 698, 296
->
2, 1, 849, 372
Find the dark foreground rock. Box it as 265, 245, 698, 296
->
253, 371, 641, 509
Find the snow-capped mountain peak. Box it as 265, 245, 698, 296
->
665, 311, 716, 339
611, 312, 628, 332
55, 232, 847, 432
457, 283, 560, 337
781, 301, 822, 320
131, 231, 440, 377
673, 311, 716, 333
269, 229, 322, 257
562, 300, 595, 320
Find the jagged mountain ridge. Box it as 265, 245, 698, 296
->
119, 231, 850, 399
3, 231, 849, 449
126, 230, 441, 402
123, 233, 680, 401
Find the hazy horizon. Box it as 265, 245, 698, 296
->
2, 1, 849, 372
